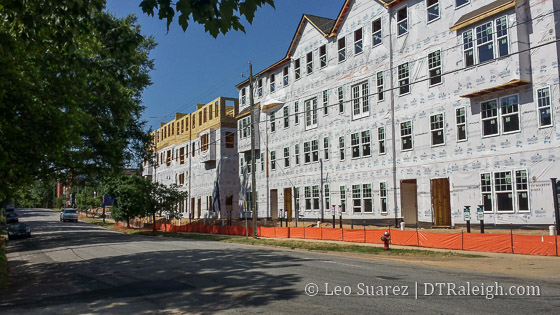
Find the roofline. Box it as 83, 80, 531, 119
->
328, 0, 352, 37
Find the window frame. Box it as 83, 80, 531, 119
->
270, 150, 276, 170
306, 51, 313, 75
372, 18, 382, 47
284, 147, 290, 168
295, 101, 300, 125
322, 90, 329, 116
426, 0, 440, 24
351, 81, 370, 120
456, 0, 470, 9
313, 185, 320, 211
428, 50, 442, 86
295, 58, 301, 80
400, 120, 413, 151
338, 86, 344, 113
354, 28, 363, 55
305, 97, 318, 130
283, 105, 289, 129
536, 86, 553, 128
378, 127, 386, 155
270, 111, 276, 133
361, 130, 371, 157
397, 6, 408, 37
338, 37, 346, 63
311, 140, 319, 162
257, 78, 263, 97
376, 71, 384, 101
323, 137, 329, 160
319, 44, 327, 68
430, 113, 445, 147
456, 107, 467, 142
339, 136, 345, 161
270, 74, 276, 93
295, 144, 300, 165
340, 186, 347, 213
283, 66, 289, 87
398, 62, 410, 95
380, 182, 388, 213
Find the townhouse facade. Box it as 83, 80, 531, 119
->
235, 0, 560, 226
143, 97, 240, 221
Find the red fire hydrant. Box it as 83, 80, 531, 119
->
381, 231, 391, 250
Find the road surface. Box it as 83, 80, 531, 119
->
1, 208, 559, 314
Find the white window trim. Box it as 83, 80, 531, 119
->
283, 67, 289, 87
398, 62, 411, 96
536, 86, 553, 129
339, 136, 345, 161
305, 97, 318, 130
379, 181, 388, 214
480, 172, 494, 213
500, 94, 521, 136
351, 81, 370, 120
294, 58, 301, 81
463, 16, 509, 68
354, 27, 363, 56
284, 147, 290, 168
376, 71, 385, 102
430, 112, 445, 147
372, 18, 382, 48
397, 6, 408, 37
361, 130, 372, 157
428, 49, 443, 87
400, 120, 413, 152
455, 0, 470, 10
493, 170, 515, 214
378, 126, 386, 155
319, 44, 327, 69
480, 98, 499, 138
323, 90, 329, 116
426, 0, 440, 24
323, 137, 329, 161
456, 106, 468, 143
338, 37, 346, 63
294, 101, 300, 125
351, 132, 361, 160
306, 51, 313, 75
515, 169, 531, 213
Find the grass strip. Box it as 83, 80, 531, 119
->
123, 230, 482, 258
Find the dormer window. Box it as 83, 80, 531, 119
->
270, 74, 275, 93
354, 28, 363, 54
338, 37, 346, 62
306, 52, 313, 74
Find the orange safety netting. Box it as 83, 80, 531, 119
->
113, 221, 559, 257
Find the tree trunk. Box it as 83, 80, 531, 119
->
127, 215, 130, 228
152, 212, 156, 232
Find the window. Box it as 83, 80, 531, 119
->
376, 72, 384, 101
284, 147, 290, 168
201, 134, 209, 152
270, 150, 276, 170
306, 51, 313, 75
209, 105, 213, 120
481, 173, 493, 212
352, 185, 361, 213
304, 142, 311, 164
294, 101, 300, 125
352, 81, 369, 119
180, 147, 185, 164
501, 95, 519, 133
380, 182, 387, 213
398, 63, 410, 95
324, 137, 329, 160
215, 101, 219, 117
246, 155, 252, 174
322, 90, 328, 115
430, 113, 444, 146
496, 16, 508, 57
312, 186, 320, 210
537, 87, 552, 127
257, 79, 263, 97
320, 44, 327, 68
456, 107, 467, 141
295, 58, 301, 80
463, 30, 474, 67
372, 18, 382, 47
311, 140, 319, 162
361, 130, 371, 156
378, 127, 386, 154
428, 50, 442, 86
270, 112, 276, 132
305, 186, 312, 211
427, 0, 439, 23
305, 98, 318, 129
456, 0, 469, 8
226, 132, 235, 148
354, 28, 363, 54
397, 7, 408, 36
476, 21, 493, 63
338, 37, 346, 62
295, 144, 300, 165
283, 106, 289, 128
516, 170, 529, 212
242, 88, 246, 105
295, 188, 300, 212
270, 74, 275, 93
481, 100, 498, 136
338, 87, 344, 113
325, 185, 330, 211
340, 186, 346, 213
401, 121, 413, 151
261, 152, 264, 171
363, 184, 372, 212
283, 66, 289, 86
239, 116, 251, 139
339, 136, 345, 161
494, 171, 513, 212
351, 133, 360, 158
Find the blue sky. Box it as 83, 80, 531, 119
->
105, 0, 344, 131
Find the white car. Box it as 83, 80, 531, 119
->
60, 208, 78, 222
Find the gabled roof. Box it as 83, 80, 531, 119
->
235, 0, 361, 88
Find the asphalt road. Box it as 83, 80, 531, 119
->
1, 208, 559, 314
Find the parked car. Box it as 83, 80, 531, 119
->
7, 222, 31, 240
60, 208, 78, 222
5, 204, 15, 212
6, 212, 19, 224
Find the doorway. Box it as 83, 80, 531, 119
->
271, 189, 278, 220
191, 198, 195, 219
284, 188, 292, 221
431, 178, 451, 226
400, 179, 418, 226
197, 198, 201, 219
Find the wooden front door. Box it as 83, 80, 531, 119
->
271, 189, 278, 220
284, 188, 292, 221
432, 178, 451, 226
400, 179, 418, 226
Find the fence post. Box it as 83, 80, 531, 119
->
416, 226, 420, 247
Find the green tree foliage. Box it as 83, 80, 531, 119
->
12, 180, 56, 209
75, 187, 102, 212
103, 175, 148, 227
139, 0, 275, 37
0, 0, 155, 205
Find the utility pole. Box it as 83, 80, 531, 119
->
388, 6, 399, 228
320, 159, 324, 223
249, 62, 258, 238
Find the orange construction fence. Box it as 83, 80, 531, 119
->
113, 221, 560, 257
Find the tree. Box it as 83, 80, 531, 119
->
144, 181, 187, 231
0, 0, 155, 206
103, 175, 147, 228
139, 0, 275, 37
75, 187, 102, 215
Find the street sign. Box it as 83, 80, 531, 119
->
463, 207, 471, 221
477, 207, 484, 221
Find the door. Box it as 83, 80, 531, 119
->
400, 179, 418, 226
191, 198, 195, 219
271, 189, 278, 220
284, 188, 292, 221
197, 198, 201, 218
431, 178, 451, 226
